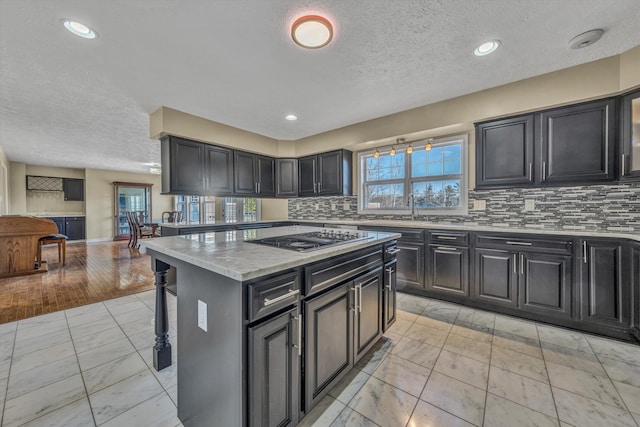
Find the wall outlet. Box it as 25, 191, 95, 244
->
197, 300, 207, 332
331, 203, 336, 211
474, 200, 486, 211
343, 202, 350, 210
524, 199, 535, 211
315, 203, 319, 210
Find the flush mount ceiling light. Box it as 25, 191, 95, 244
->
63, 20, 97, 39
285, 114, 298, 121
474, 40, 500, 56
568, 29, 604, 49
291, 15, 333, 49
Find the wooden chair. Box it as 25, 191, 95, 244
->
126, 211, 153, 248
162, 211, 184, 223
37, 234, 68, 266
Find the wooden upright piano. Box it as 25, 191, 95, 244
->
0, 215, 58, 278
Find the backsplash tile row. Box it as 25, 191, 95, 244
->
287, 182, 640, 232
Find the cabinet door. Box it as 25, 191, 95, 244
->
620, 89, 640, 179
169, 137, 205, 194
248, 307, 299, 427
396, 240, 425, 289
298, 156, 317, 197
383, 260, 397, 332
63, 178, 85, 201
47, 217, 65, 235
474, 248, 518, 307
631, 243, 640, 339
204, 145, 233, 195
519, 253, 572, 319
304, 284, 352, 412
234, 151, 257, 195
541, 99, 615, 183
65, 218, 85, 240
353, 268, 383, 362
317, 151, 342, 195
476, 115, 534, 188
276, 159, 298, 197
579, 240, 628, 328
427, 245, 469, 296
256, 155, 276, 197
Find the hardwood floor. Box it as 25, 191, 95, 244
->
0, 241, 155, 323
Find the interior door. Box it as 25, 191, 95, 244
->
113, 182, 153, 240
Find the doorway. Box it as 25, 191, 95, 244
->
113, 182, 153, 240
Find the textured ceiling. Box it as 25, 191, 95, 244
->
0, 0, 639, 174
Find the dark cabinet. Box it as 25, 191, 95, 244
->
204, 145, 233, 194
303, 284, 352, 412
276, 159, 298, 197
427, 245, 469, 297
620, 89, 640, 179
519, 252, 572, 319
233, 151, 275, 197
248, 306, 300, 427
162, 136, 205, 194
353, 268, 383, 362
579, 239, 628, 329
63, 178, 84, 201
298, 150, 352, 197
383, 260, 397, 332
396, 240, 425, 290
474, 248, 519, 307
476, 115, 534, 188
47, 217, 65, 234
540, 98, 615, 184
65, 217, 86, 240
631, 243, 640, 340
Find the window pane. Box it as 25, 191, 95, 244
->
365, 184, 404, 208
443, 144, 461, 160
427, 162, 443, 176
443, 160, 461, 174
189, 203, 200, 222
413, 180, 461, 208
365, 153, 405, 182
426, 146, 443, 161
411, 149, 427, 177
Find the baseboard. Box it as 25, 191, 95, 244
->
85, 238, 115, 244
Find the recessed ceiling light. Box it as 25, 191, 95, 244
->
291, 15, 333, 49
63, 20, 97, 39
568, 29, 603, 49
285, 114, 298, 121
474, 40, 500, 56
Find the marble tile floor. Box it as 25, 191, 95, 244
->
1, 290, 640, 426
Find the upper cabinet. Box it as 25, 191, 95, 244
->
276, 158, 298, 198
620, 89, 640, 180
298, 150, 352, 197
476, 98, 616, 189
63, 178, 84, 201
233, 151, 275, 197
205, 145, 234, 194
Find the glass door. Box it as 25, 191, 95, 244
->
622, 89, 640, 178
113, 182, 153, 240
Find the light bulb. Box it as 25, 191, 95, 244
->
390, 147, 396, 156
406, 146, 413, 154
425, 141, 433, 151
373, 150, 380, 158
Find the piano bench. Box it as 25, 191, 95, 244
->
38, 234, 68, 267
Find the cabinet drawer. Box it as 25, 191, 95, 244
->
359, 226, 424, 241
248, 271, 300, 323
429, 231, 469, 246
305, 247, 383, 297
475, 234, 573, 253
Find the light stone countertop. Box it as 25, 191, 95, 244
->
141, 225, 400, 282
27, 212, 86, 217
158, 219, 285, 229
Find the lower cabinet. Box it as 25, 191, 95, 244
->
383, 260, 397, 331
353, 268, 383, 362
473, 248, 519, 307
427, 245, 469, 297
65, 217, 86, 240
248, 307, 300, 427
578, 239, 628, 329
396, 240, 425, 289
631, 243, 640, 340
519, 252, 572, 319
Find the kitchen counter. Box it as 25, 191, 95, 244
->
141, 225, 399, 281
158, 219, 284, 229
27, 212, 85, 217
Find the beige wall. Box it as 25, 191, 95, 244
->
8, 162, 27, 214
24, 165, 85, 214
84, 169, 173, 241
260, 199, 288, 220
0, 145, 8, 215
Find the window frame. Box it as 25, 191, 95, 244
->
357, 134, 468, 216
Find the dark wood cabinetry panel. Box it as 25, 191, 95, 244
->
476, 115, 534, 188
317, 151, 340, 195
474, 248, 518, 307
396, 240, 425, 290
541, 99, 615, 183
383, 259, 397, 331
63, 178, 84, 201
204, 145, 233, 194
298, 156, 317, 197
276, 159, 299, 197
65, 217, 86, 240
519, 252, 572, 319
631, 243, 640, 340
234, 151, 257, 195
165, 136, 205, 194
620, 89, 640, 179
579, 239, 628, 328
353, 268, 383, 362
304, 284, 352, 412
248, 307, 299, 427
257, 155, 276, 197
427, 245, 469, 296
298, 150, 352, 197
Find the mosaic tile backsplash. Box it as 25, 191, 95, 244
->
288, 182, 640, 232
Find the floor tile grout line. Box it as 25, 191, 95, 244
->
535, 322, 561, 425
0, 324, 17, 427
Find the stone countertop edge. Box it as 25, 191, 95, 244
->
141, 225, 400, 282
27, 213, 86, 217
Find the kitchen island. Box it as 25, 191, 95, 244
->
141, 226, 399, 427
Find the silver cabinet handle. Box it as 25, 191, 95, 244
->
294, 313, 302, 356
257, 182, 260, 193
520, 253, 524, 274
436, 246, 458, 251
263, 289, 299, 307
529, 163, 532, 181
622, 154, 626, 176
317, 181, 322, 192
313, 182, 317, 193
513, 254, 517, 273
542, 161, 546, 181
583, 241, 587, 264
351, 286, 358, 312
358, 284, 363, 313
386, 248, 401, 255
385, 267, 394, 290
506, 241, 532, 246
437, 236, 458, 240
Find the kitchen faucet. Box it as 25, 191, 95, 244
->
407, 193, 415, 220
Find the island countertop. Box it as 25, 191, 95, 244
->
141, 225, 400, 281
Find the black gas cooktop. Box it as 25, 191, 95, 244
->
247, 230, 370, 252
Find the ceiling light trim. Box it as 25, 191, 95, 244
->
474, 40, 500, 56
291, 15, 333, 49
62, 19, 97, 39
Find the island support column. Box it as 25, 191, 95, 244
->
152, 258, 172, 371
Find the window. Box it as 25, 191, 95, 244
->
175, 196, 260, 224
358, 135, 467, 215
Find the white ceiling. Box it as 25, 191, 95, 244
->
1, 1, 639, 174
